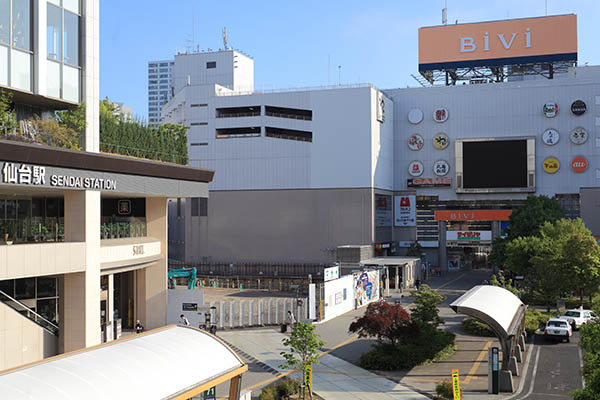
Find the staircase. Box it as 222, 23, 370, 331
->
0, 289, 59, 371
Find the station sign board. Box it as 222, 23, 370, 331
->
418, 14, 577, 71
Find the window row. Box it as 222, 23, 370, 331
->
214, 126, 313, 142
215, 105, 312, 121
47, 2, 80, 66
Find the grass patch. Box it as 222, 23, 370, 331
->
358, 329, 456, 371
461, 318, 495, 337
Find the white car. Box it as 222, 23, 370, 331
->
544, 318, 572, 342
561, 309, 597, 329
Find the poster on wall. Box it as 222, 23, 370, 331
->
375, 194, 392, 227
448, 253, 463, 270
394, 195, 416, 226
354, 270, 380, 307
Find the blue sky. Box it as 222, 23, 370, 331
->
100, 1, 600, 120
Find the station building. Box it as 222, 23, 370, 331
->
164, 14, 599, 272
0, 0, 213, 371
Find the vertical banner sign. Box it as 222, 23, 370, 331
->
394, 195, 416, 226
451, 369, 461, 400
305, 363, 313, 395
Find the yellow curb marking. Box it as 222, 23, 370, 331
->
463, 340, 493, 385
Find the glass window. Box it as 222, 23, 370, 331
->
62, 0, 78, 14
0, 280, 13, 297
37, 298, 57, 323
17, 199, 30, 219
12, 0, 30, 51
63, 10, 78, 65
37, 277, 57, 297
62, 63, 78, 102
47, 59, 61, 97
207, 61, 216, 69
47, 0, 59, 5
0, 45, 7, 86
47, 4, 62, 60
0, 0, 9, 45
11, 48, 31, 91
0, 199, 5, 219
15, 278, 35, 299
5, 199, 16, 219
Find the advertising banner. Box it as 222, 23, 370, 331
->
354, 270, 379, 307
446, 230, 492, 245
418, 14, 577, 71
394, 195, 416, 226
375, 194, 392, 227
434, 210, 512, 221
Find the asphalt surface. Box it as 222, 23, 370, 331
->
512, 331, 584, 400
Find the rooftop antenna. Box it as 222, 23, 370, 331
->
185, 15, 195, 52
222, 27, 228, 50
338, 65, 341, 86
545, 0, 548, 15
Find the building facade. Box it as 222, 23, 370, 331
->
147, 59, 174, 125
163, 24, 599, 271
0, 0, 214, 372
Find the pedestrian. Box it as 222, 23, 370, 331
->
415, 279, 420, 290
135, 319, 144, 334
180, 314, 190, 326
286, 310, 296, 328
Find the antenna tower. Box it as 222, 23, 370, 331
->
222, 27, 228, 50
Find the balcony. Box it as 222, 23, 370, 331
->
100, 217, 147, 240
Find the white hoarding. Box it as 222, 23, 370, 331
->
394, 195, 416, 226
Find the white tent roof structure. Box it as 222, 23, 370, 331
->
0, 325, 247, 400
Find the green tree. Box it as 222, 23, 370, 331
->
411, 284, 444, 329
406, 241, 423, 258
280, 322, 325, 398
573, 318, 600, 399
489, 195, 563, 267
489, 273, 520, 297
0, 90, 18, 136
349, 302, 415, 346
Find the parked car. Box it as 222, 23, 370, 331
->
561, 309, 596, 330
544, 318, 572, 342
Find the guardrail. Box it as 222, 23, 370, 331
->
0, 290, 59, 336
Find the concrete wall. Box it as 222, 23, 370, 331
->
323, 275, 354, 321
0, 301, 57, 371
202, 188, 374, 264
0, 242, 85, 280
166, 289, 204, 326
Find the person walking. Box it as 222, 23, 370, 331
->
286, 310, 296, 329
415, 279, 421, 290
135, 319, 144, 334
180, 314, 190, 326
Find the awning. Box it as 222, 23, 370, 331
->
0, 325, 247, 400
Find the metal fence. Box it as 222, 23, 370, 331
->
206, 298, 308, 329
169, 261, 329, 279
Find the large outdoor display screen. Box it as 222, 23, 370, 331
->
463, 140, 527, 189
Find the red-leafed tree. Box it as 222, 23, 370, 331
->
349, 302, 417, 346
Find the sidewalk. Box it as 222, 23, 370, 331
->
218, 329, 429, 399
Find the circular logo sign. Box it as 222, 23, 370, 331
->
571, 100, 587, 116
542, 157, 560, 174
433, 108, 449, 123
570, 127, 588, 145
542, 129, 559, 146
571, 156, 588, 173
408, 109, 423, 124
408, 134, 424, 151
433, 160, 450, 176
408, 161, 424, 177
433, 133, 449, 150
543, 102, 558, 118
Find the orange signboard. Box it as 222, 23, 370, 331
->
434, 210, 512, 221
419, 14, 577, 71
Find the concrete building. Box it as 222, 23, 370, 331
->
0, 0, 213, 372
164, 19, 599, 272
147, 59, 174, 125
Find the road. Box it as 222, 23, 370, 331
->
513, 331, 584, 400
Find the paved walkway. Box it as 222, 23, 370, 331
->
218, 329, 429, 399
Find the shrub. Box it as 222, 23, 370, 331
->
258, 378, 300, 400
258, 385, 277, 400
461, 318, 495, 337
349, 302, 416, 345
358, 329, 456, 370
411, 284, 444, 328
524, 310, 556, 336
435, 380, 454, 400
